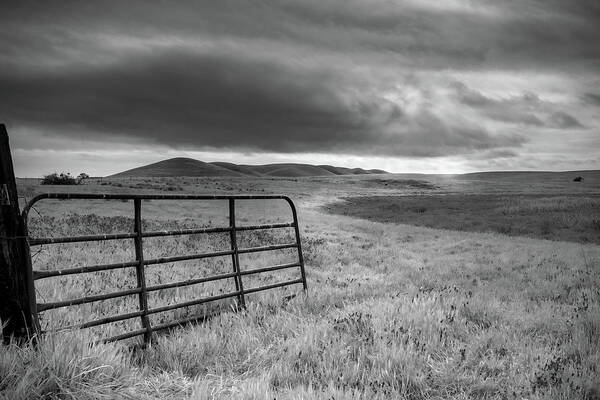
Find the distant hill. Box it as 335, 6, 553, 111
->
110, 158, 244, 178
318, 165, 388, 175
110, 158, 389, 178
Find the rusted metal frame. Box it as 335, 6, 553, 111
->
133, 198, 152, 343
237, 243, 297, 254
28, 226, 231, 246
37, 287, 142, 311
31, 246, 288, 281
33, 250, 235, 280
229, 198, 246, 308
61, 288, 238, 341
27, 222, 293, 250
235, 222, 294, 231
46, 309, 146, 332
141, 226, 230, 237
75, 271, 302, 343
102, 311, 219, 343
239, 262, 301, 277
242, 278, 304, 295
35, 255, 297, 312
142, 278, 301, 315
20, 193, 306, 343
44, 263, 300, 333
142, 249, 234, 266
104, 279, 302, 343
33, 260, 139, 280
143, 310, 221, 334
21, 193, 294, 218
28, 232, 137, 246
285, 197, 307, 291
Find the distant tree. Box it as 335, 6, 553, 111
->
573, 176, 584, 182
77, 172, 90, 181
41, 172, 79, 185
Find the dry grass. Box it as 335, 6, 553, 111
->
2, 175, 600, 399
325, 194, 600, 244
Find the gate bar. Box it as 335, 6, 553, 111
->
229, 198, 246, 308
44, 262, 302, 332
133, 198, 152, 343
37, 287, 143, 311
33, 247, 296, 280
237, 243, 297, 254
28, 223, 295, 246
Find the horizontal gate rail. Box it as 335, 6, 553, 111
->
243, 279, 304, 295
142, 250, 235, 266
28, 223, 296, 246
237, 242, 298, 254
37, 287, 143, 311
240, 262, 301, 276
32, 245, 296, 280
55, 310, 147, 332
21, 193, 307, 344
33, 260, 140, 279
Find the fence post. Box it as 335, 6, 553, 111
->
287, 198, 308, 291
0, 124, 38, 342
229, 198, 245, 309
133, 198, 152, 344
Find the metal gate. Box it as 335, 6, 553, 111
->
21, 193, 307, 343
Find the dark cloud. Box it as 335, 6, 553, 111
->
453, 83, 542, 126
1, 49, 525, 157
0, 0, 597, 163
470, 149, 519, 160
548, 111, 585, 129
583, 93, 600, 106
452, 82, 584, 129
2, 1, 599, 72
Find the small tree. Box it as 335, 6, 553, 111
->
77, 172, 90, 181
41, 172, 79, 185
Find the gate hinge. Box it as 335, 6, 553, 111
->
0, 184, 10, 205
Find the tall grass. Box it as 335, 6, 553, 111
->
2, 205, 599, 399
4, 177, 600, 399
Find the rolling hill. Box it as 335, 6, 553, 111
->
110, 158, 388, 178
109, 158, 244, 178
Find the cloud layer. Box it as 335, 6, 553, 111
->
1, 0, 599, 172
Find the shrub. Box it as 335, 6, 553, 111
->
41, 172, 80, 185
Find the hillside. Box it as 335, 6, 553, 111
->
110, 158, 388, 178
109, 158, 244, 178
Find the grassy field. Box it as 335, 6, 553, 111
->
324, 194, 600, 244
2, 173, 600, 399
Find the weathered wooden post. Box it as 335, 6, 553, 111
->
0, 124, 38, 342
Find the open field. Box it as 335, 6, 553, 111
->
325, 194, 600, 244
2, 172, 600, 399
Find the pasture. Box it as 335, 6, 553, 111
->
2, 172, 600, 399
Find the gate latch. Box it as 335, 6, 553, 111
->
0, 184, 10, 206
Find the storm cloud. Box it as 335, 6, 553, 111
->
1, 49, 528, 157
1, 0, 599, 173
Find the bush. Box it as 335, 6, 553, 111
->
41, 172, 80, 185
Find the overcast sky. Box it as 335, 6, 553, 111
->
1, 0, 599, 176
